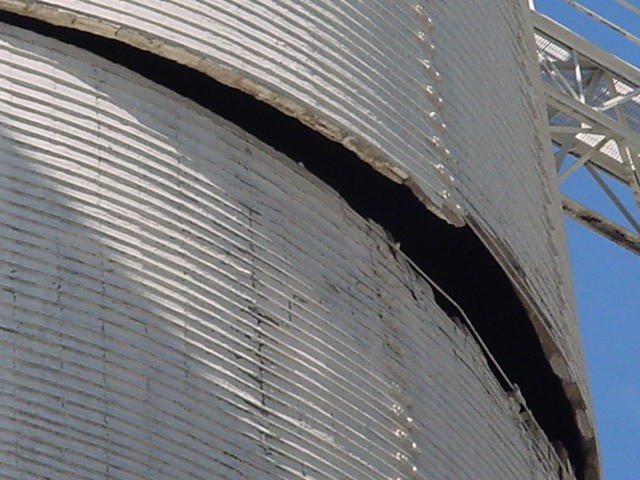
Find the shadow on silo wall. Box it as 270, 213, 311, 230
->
0, 119, 277, 477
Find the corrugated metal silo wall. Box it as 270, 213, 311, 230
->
0, 1, 593, 429
1, 24, 575, 479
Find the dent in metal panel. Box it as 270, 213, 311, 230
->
0, 23, 579, 480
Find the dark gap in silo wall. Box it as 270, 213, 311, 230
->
0, 11, 585, 480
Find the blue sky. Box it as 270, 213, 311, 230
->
533, 1, 640, 479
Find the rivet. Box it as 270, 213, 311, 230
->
424, 16, 434, 29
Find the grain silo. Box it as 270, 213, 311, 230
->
0, 2, 599, 480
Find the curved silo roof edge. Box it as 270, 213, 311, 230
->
0, 1, 467, 228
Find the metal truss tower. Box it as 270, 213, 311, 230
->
531, 1, 640, 254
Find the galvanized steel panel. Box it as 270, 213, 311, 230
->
0, 24, 577, 480
0, 3, 593, 429
0, 0, 462, 221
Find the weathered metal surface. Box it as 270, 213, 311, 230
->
563, 197, 640, 252
0, 24, 578, 480
0, 0, 462, 223
0, 6, 596, 457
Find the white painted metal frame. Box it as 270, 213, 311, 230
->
531, 11, 640, 254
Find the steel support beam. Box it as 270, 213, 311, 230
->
563, 197, 640, 253
533, 11, 640, 254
